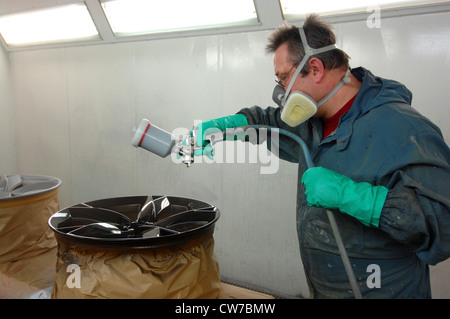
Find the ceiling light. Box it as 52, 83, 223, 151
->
101, 0, 258, 37
280, 0, 444, 18
0, 4, 99, 47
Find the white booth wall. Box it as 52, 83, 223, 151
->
0, 42, 16, 173
3, 11, 450, 298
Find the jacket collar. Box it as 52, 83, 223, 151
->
311, 67, 412, 151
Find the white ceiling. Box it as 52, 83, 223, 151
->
0, 0, 449, 52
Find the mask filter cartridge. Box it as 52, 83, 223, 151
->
280, 92, 317, 127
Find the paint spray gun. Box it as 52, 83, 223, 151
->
132, 118, 197, 167
132, 118, 242, 167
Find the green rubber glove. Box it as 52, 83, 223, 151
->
301, 167, 389, 228
195, 114, 248, 157
194, 143, 214, 159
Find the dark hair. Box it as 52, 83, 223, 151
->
266, 14, 350, 75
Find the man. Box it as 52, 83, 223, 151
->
195, 14, 450, 298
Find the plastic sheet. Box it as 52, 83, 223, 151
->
0, 188, 60, 298
52, 231, 223, 299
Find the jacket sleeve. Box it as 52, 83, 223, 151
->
237, 105, 282, 127
237, 105, 306, 163
378, 131, 450, 265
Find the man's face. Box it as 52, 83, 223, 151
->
274, 42, 296, 89
273, 42, 315, 98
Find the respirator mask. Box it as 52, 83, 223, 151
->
273, 27, 350, 127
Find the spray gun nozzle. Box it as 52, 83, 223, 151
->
177, 127, 196, 167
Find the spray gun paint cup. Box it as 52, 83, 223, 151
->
132, 119, 175, 158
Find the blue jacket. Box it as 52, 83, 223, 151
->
238, 67, 450, 298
